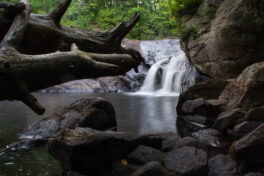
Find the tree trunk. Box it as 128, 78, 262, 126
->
0, 0, 143, 115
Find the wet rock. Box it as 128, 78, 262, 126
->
192, 128, 222, 148
181, 98, 222, 117
162, 146, 208, 176
48, 128, 163, 175
128, 145, 164, 165
233, 121, 262, 137
132, 161, 168, 176
214, 109, 244, 131
21, 97, 117, 141
98, 76, 131, 92
177, 79, 229, 114
208, 154, 239, 176
168, 136, 208, 152
229, 123, 264, 167
238, 106, 264, 123
177, 114, 207, 137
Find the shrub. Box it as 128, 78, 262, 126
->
169, 0, 204, 17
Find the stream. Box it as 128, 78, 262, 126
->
0, 39, 197, 175
0, 92, 179, 176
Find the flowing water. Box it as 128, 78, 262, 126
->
138, 40, 196, 95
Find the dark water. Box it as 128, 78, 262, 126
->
0, 93, 178, 176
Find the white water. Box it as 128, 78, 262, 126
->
138, 39, 197, 96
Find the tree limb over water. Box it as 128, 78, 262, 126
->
0, 0, 142, 115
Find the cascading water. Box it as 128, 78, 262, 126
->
138, 39, 197, 95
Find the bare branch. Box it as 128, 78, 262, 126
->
49, 0, 72, 27
110, 13, 141, 46
15, 83, 45, 115
0, 0, 30, 49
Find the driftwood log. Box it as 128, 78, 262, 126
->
0, 0, 143, 114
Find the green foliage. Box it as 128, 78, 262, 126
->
169, 0, 203, 17
2, 0, 179, 40
180, 26, 197, 42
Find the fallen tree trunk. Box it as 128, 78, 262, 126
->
0, 0, 143, 114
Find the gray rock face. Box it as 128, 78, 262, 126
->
132, 161, 168, 176
162, 146, 208, 176
208, 154, 239, 176
182, 0, 264, 78
219, 61, 264, 111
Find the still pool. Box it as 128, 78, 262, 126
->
0, 92, 179, 176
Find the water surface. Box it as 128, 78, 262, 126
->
0, 92, 178, 175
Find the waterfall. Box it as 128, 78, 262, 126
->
138, 39, 197, 96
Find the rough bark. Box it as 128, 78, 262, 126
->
0, 0, 142, 114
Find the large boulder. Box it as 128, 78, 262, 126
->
229, 123, 264, 169
21, 97, 117, 140
177, 79, 229, 114
182, 0, 264, 78
162, 146, 208, 176
48, 128, 164, 175
219, 61, 264, 111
